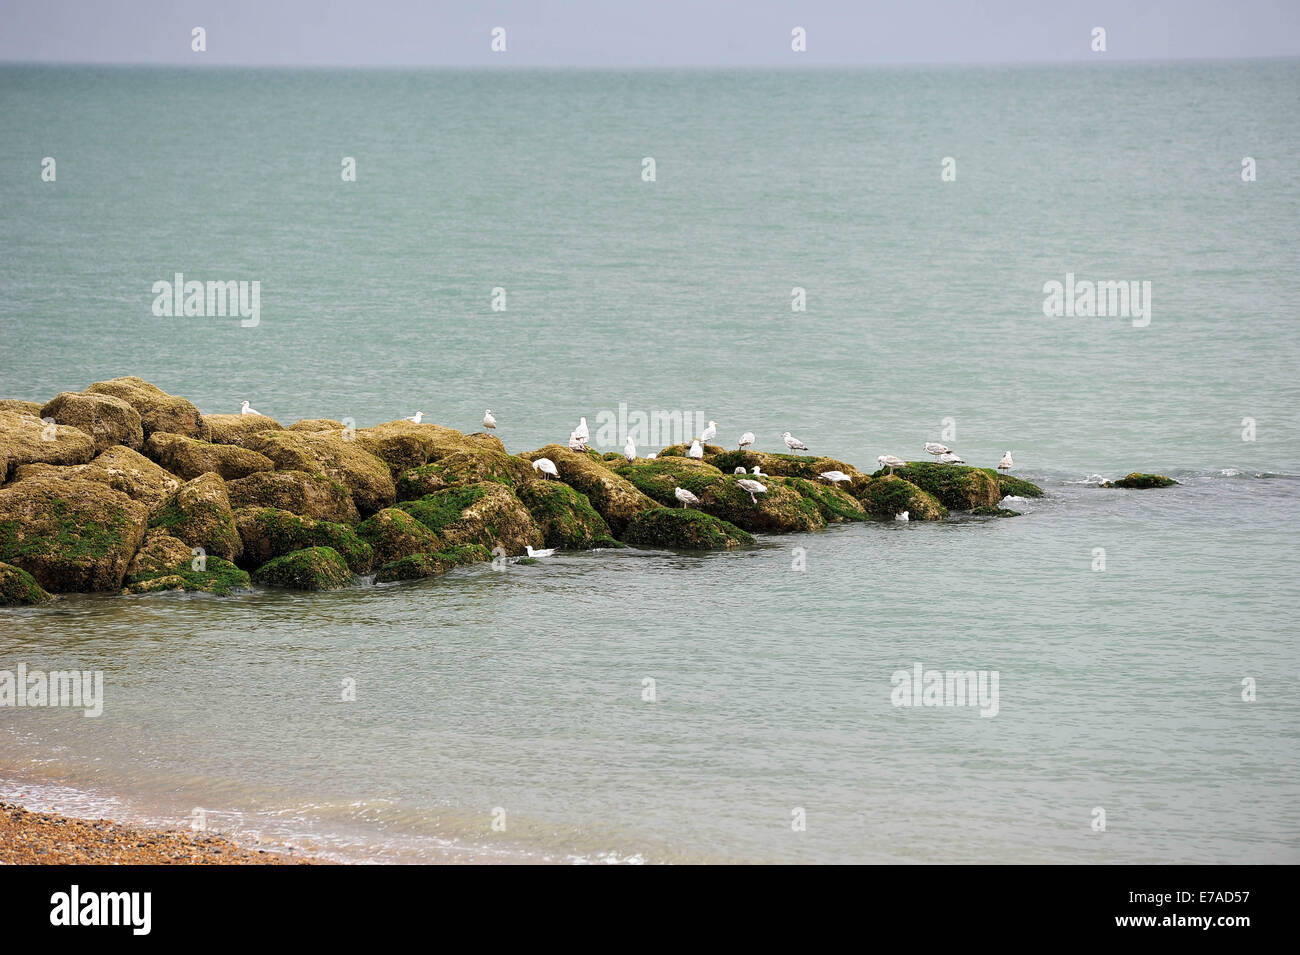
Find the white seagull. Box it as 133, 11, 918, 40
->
532, 458, 559, 480
820, 470, 851, 484
751, 464, 765, 476
878, 454, 906, 475
937, 451, 965, 465
675, 487, 701, 508
525, 545, 556, 558
405, 410, 425, 424
687, 439, 704, 459
482, 409, 497, 430
998, 451, 1015, 471
924, 442, 950, 461
646, 452, 657, 459
568, 431, 588, 452
574, 417, 589, 442
895, 510, 910, 522
738, 431, 755, 450
700, 420, 717, 444
736, 478, 767, 504
241, 400, 262, 416
623, 436, 637, 463
734, 466, 747, 474
782, 431, 809, 451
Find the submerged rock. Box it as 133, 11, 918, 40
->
224, 469, 359, 524
0, 410, 96, 479
233, 506, 373, 574
144, 431, 274, 481
149, 473, 242, 561
374, 544, 492, 582
40, 391, 143, 454
969, 505, 1023, 518
244, 431, 394, 516
515, 481, 614, 550
869, 462, 999, 511
13, 446, 180, 516
622, 507, 755, 550
356, 507, 443, 567
253, 546, 354, 590
122, 530, 250, 595
854, 475, 948, 521
396, 482, 541, 556
84, 376, 208, 440
0, 560, 54, 606
519, 445, 658, 535
1102, 472, 1179, 489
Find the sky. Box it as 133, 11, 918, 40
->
0, 0, 1298, 68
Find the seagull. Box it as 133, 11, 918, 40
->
646, 452, 657, 459
924, 442, 950, 461
532, 458, 558, 480
241, 400, 262, 416
937, 452, 965, 465
751, 465, 764, 476
623, 436, 637, 463
700, 420, 717, 444
574, 417, 589, 442
675, 487, 701, 508
782, 431, 809, 451
687, 439, 703, 459
734, 466, 747, 474
895, 510, 910, 522
998, 451, 1014, 471
525, 545, 556, 558
568, 431, 588, 452
736, 478, 767, 504
820, 470, 851, 484
482, 409, 497, 430
738, 431, 755, 449
878, 454, 906, 475
405, 411, 425, 424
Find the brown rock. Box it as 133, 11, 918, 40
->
143, 431, 274, 481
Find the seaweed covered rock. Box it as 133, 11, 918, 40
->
288, 418, 345, 432
396, 482, 541, 556
149, 473, 242, 560
253, 546, 354, 590
144, 431, 274, 481
203, 412, 284, 448
657, 442, 727, 460
244, 431, 394, 516
122, 530, 250, 595
224, 470, 359, 524
515, 481, 614, 550
356, 507, 443, 567
980, 470, 1044, 499
233, 506, 373, 573
352, 420, 478, 477
374, 544, 492, 582
40, 391, 143, 454
0, 560, 54, 606
519, 445, 657, 534
969, 506, 1022, 518
869, 462, 999, 511
395, 449, 531, 500
782, 478, 868, 523
622, 507, 755, 550
613, 456, 724, 505
12, 446, 180, 516
1102, 473, 1178, 489
0, 410, 96, 479
854, 475, 948, 521
0, 475, 149, 592
710, 450, 860, 481
84, 376, 208, 440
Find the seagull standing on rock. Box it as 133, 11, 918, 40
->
568, 431, 588, 452
736, 478, 767, 504
751, 465, 764, 476
998, 451, 1015, 470
734, 466, 747, 474
532, 458, 559, 480
878, 454, 905, 475
623, 436, 637, 463
937, 451, 965, 465
687, 439, 704, 459
241, 400, 262, 416
482, 410, 497, 430
675, 487, 701, 508
574, 417, 589, 443
924, 442, 950, 461
782, 432, 809, 452
738, 432, 755, 450
820, 471, 851, 484
701, 421, 717, 444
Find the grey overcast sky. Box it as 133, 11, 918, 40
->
1, 0, 1298, 67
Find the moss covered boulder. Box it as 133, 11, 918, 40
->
12, 446, 180, 516
0, 560, 54, 606
203, 412, 284, 448
253, 546, 354, 590
710, 450, 860, 481
150, 473, 242, 560
613, 456, 725, 505
519, 445, 657, 534
356, 507, 443, 567
224, 470, 359, 524
245, 431, 394, 516
854, 475, 948, 521
122, 530, 250, 595
0, 410, 97, 479
0, 399, 43, 417
1102, 473, 1179, 489
0, 475, 149, 592
374, 544, 492, 582
515, 481, 614, 550
40, 391, 143, 454
352, 420, 477, 477
869, 462, 999, 511
233, 506, 373, 573
782, 477, 868, 523
396, 449, 531, 500
622, 508, 754, 550
288, 418, 345, 432
969, 505, 1022, 518
396, 482, 541, 555
657, 442, 727, 460
980, 470, 1044, 499
84, 376, 208, 440
144, 431, 274, 481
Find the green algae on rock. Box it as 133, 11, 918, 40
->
978, 470, 1045, 499
224, 469, 360, 524
515, 481, 613, 550
614, 459, 823, 533
253, 546, 354, 590
0, 560, 54, 606
233, 506, 373, 574
519, 445, 657, 535
244, 430, 395, 516
396, 449, 531, 500
1102, 473, 1179, 489
374, 543, 493, 582
122, 531, 251, 595
150, 472, 242, 561
869, 462, 999, 511
854, 475, 948, 521
622, 507, 755, 550
356, 507, 443, 567
13, 446, 180, 516
395, 482, 541, 555
969, 505, 1023, 518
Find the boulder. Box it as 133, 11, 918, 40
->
149, 473, 241, 560
622, 508, 755, 550
980, 470, 1044, 499
518, 445, 657, 534
356, 507, 444, 567
374, 544, 492, 583
396, 482, 541, 556
515, 481, 615, 550
244, 431, 394, 516
1102, 472, 1178, 489
352, 420, 473, 477
0, 410, 96, 479
144, 431, 274, 481
657, 442, 727, 459
0, 560, 54, 606
395, 449, 531, 500
0, 399, 43, 417
709, 450, 860, 480
13, 446, 180, 516
224, 470, 359, 524
869, 462, 999, 511
84, 376, 208, 440
203, 412, 284, 448
39, 391, 143, 454
854, 475, 947, 521
969, 506, 1022, 518
781, 477, 868, 523
233, 506, 373, 574
0, 475, 149, 592
288, 418, 345, 432
122, 529, 250, 595
253, 546, 354, 590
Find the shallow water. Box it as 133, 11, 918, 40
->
1, 62, 1298, 863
